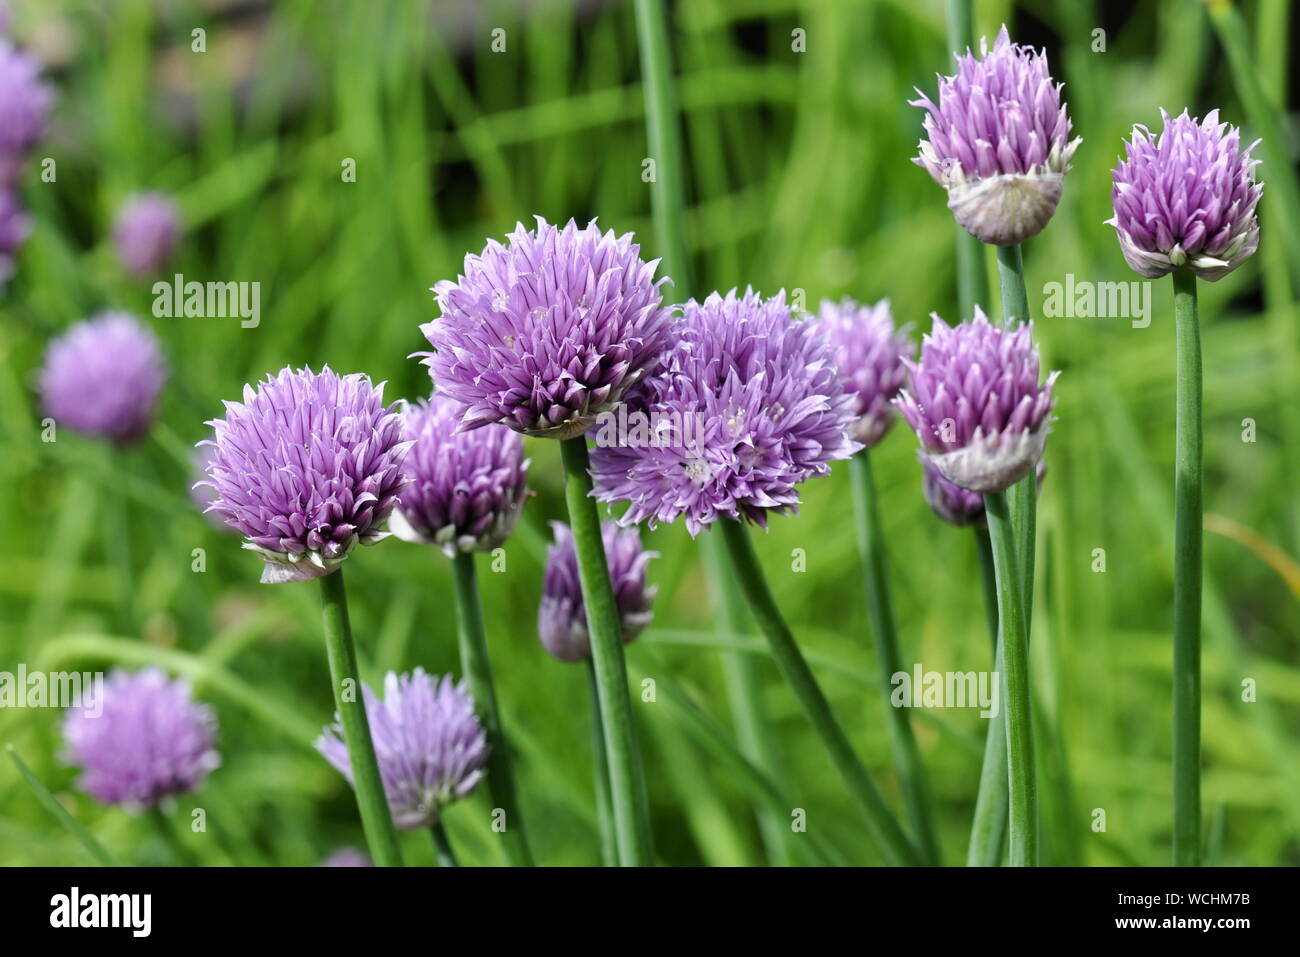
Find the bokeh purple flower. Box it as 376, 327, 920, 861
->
113, 192, 182, 279
896, 308, 1057, 493
418, 217, 673, 439
316, 668, 489, 829
911, 25, 1080, 246
0, 186, 29, 282
38, 312, 167, 445
198, 366, 410, 584
0, 37, 52, 185
1107, 109, 1262, 281
321, 847, 372, 867
812, 297, 912, 448
390, 391, 530, 556
537, 520, 657, 663
591, 288, 860, 536
62, 668, 220, 809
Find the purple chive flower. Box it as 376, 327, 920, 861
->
812, 298, 912, 448
911, 25, 1080, 247
112, 192, 182, 279
62, 668, 220, 809
895, 308, 1058, 494
921, 454, 1047, 527
316, 668, 489, 829
537, 520, 657, 663
591, 288, 860, 536
199, 366, 410, 584
38, 312, 167, 445
1107, 109, 1262, 281
0, 37, 52, 185
390, 391, 531, 556
418, 217, 674, 439
321, 847, 372, 867
0, 186, 29, 282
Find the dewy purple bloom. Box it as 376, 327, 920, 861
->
38, 312, 166, 445
316, 668, 489, 829
418, 217, 673, 439
0, 186, 29, 282
896, 307, 1058, 493
812, 298, 912, 448
61, 668, 220, 809
0, 37, 52, 184
1107, 109, 1262, 281
591, 288, 860, 536
198, 366, 410, 584
537, 520, 657, 663
390, 391, 530, 556
113, 192, 181, 279
911, 25, 1080, 246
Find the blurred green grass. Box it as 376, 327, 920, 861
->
0, 0, 1296, 865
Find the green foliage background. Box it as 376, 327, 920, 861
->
1, 0, 1296, 866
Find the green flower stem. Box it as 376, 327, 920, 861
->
967, 526, 1009, 866
946, 0, 989, 320
850, 449, 940, 865
635, 0, 789, 865
318, 568, 404, 867
717, 518, 920, 866
981, 491, 1037, 866
996, 244, 1030, 326
450, 551, 534, 866
430, 821, 459, 867
148, 806, 198, 867
6, 745, 121, 866
586, 660, 618, 867
559, 436, 653, 866
1172, 268, 1203, 866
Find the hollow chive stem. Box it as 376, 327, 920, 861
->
850, 449, 941, 865
634, 0, 789, 866
559, 436, 653, 866
967, 526, 1009, 866
450, 551, 534, 866
586, 660, 618, 866
1172, 268, 1203, 866
717, 518, 920, 865
318, 568, 403, 867
982, 491, 1037, 866
430, 821, 459, 867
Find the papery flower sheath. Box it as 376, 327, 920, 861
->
812, 297, 912, 448
591, 288, 860, 536
0, 37, 52, 184
911, 25, 1080, 246
921, 454, 1047, 526
38, 312, 167, 444
199, 366, 410, 584
537, 520, 657, 663
62, 668, 220, 808
113, 192, 182, 279
1107, 109, 1262, 281
316, 669, 489, 829
390, 391, 530, 556
417, 217, 674, 439
896, 308, 1057, 494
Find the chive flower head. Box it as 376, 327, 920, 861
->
896, 308, 1057, 493
199, 366, 410, 584
813, 297, 912, 448
316, 668, 489, 829
911, 25, 1080, 246
62, 668, 220, 808
113, 192, 182, 279
0, 37, 52, 183
418, 217, 673, 439
1107, 108, 1262, 281
537, 520, 657, 663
